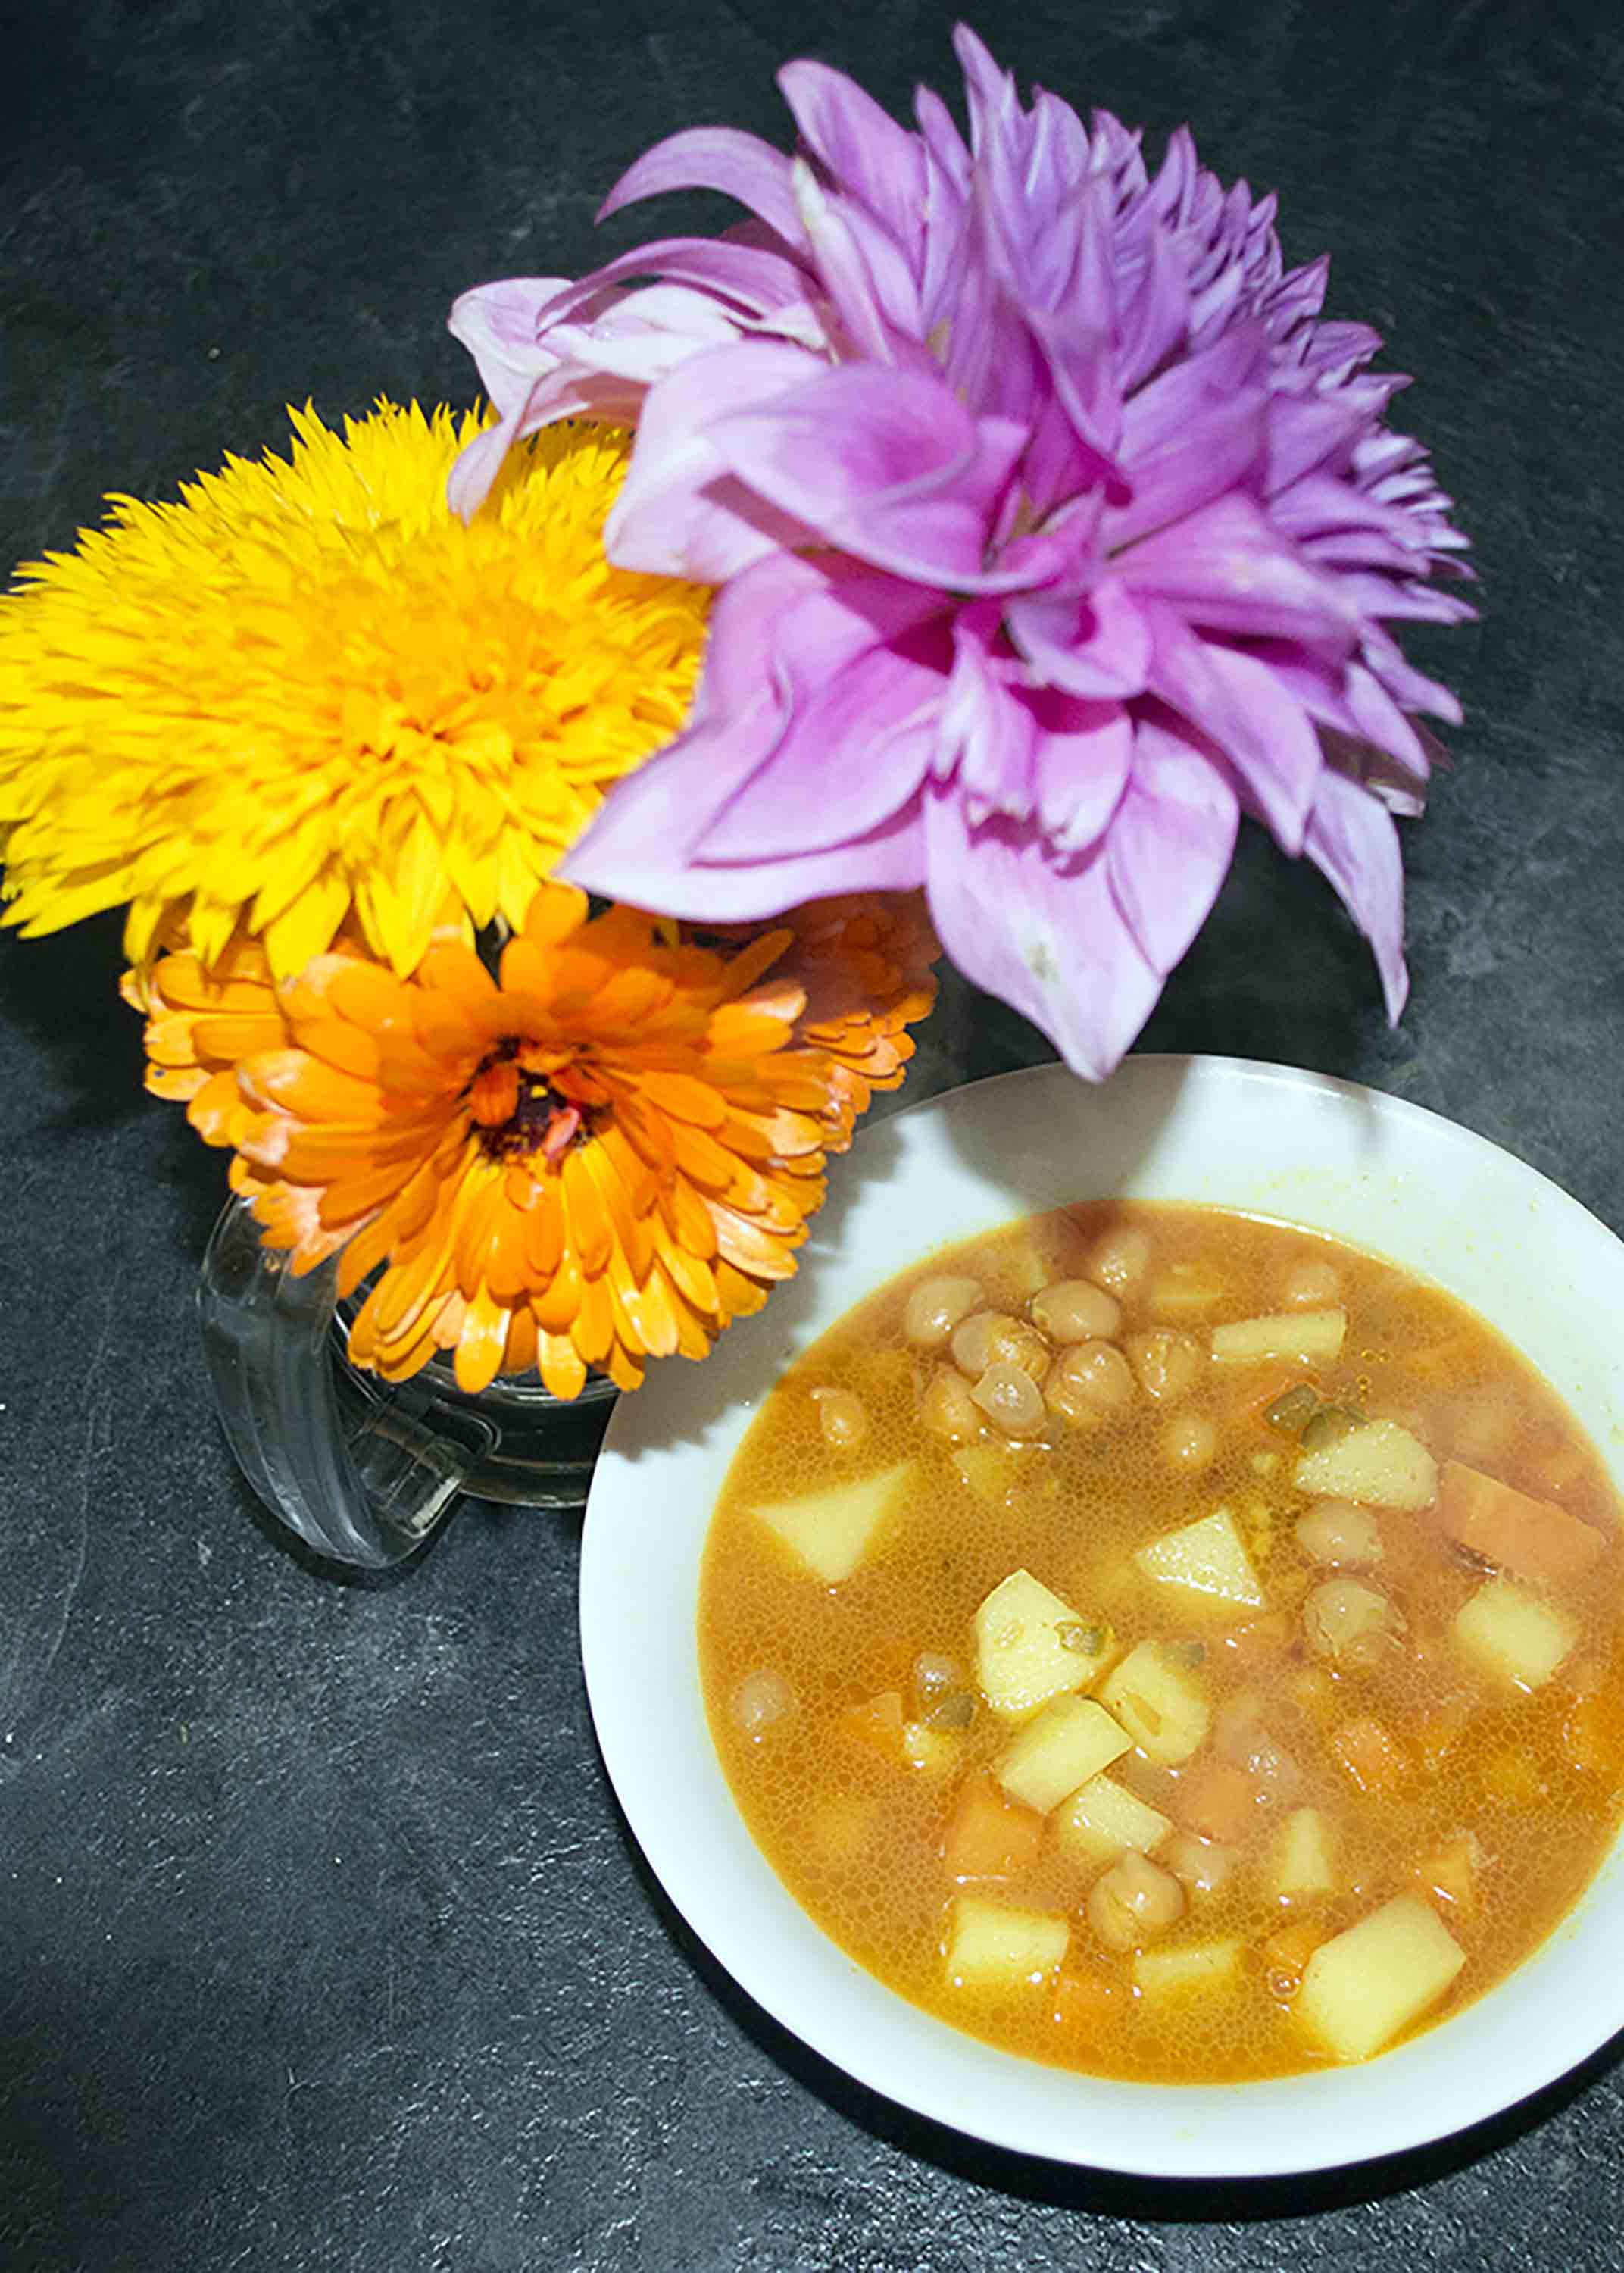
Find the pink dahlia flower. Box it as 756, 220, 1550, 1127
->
450, 26, 1471, 1076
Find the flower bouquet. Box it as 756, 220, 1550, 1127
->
0, 27, 1467, 1561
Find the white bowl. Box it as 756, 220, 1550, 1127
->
579, 1056, 1624, 2178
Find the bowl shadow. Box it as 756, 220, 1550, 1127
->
609, 1789, 1624, 2218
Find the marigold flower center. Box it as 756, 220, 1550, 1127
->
469, 1046, 592, 1165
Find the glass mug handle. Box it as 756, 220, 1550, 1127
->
197, 1196, 615, 1568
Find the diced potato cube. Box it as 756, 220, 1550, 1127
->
1148, 1263, 1227, 1321
1132, 1937, 1243, 1999
1296, 1895, 1465, 2062
753, 1459, 917, 1584
1210, 1308, 1348, 1366
901, 1721, 963, 1775
973, 1569, 1114, 1720
1273, 1806, 1338, 1898
1098, 1641, 1211, 1765
1453, 1578, 1577, 1691
1294, 1420, 1437, 1511
1053, 1774, 1173, 1868
945, 1896, 1069, 1988
1134, 1508, 1264, 1614
952, 1440, 1045, 1509
994, 1696, 1131, 1814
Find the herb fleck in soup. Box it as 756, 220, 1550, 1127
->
698, 1203, 1624, 2082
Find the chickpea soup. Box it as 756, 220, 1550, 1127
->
698, 1203, 1624, 2083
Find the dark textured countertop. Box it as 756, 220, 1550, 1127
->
5, 2, 1624, 2266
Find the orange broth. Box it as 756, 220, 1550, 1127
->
698, 1203, 1624, 2082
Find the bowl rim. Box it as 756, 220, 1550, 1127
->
579, 1055, 1624, 2178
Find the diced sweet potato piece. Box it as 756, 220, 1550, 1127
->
973, 1569, 1114, 1720
942, 1772, 1045, 1881
1210, 1308, 1347, 1367
1259, 1915, 1329, 1999
1453, 1579, 1577, 1691
1133, 1508, 1265, 1615
1415, 1702, 1469, 1774
1218, 1610, 1295, 1667
1099, 1642, 1211, 1765
840, 1690, 904, 1756
1563, 1690, 1624, 1777
754, 1459, 918, 1583
1051, 1963, 1125, 2036
994, 1696, 1131, 1814
945, 1896, 1069, 1987
1296, 1896, 1465, 2062
1416, 1831, 1481, 1916
1482, 1747, 1546, 1806
1273, 1806, 1338, 1897
1295, 1420, 1437, 1511
1436, 1461, 1607, 1588
1132, 1937, 1243, 1999
1332, 1714, 1409, 1796
1052, 1774, 1173, 1869
809, 1794, 878, 1865
1176, 1758, 1262, 1845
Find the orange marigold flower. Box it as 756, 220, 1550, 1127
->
770, 893, 939, 1151
134, 887, 935, 1401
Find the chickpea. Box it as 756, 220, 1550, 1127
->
1277, 1254, 1344, 1310
1045, 1340, 1136, 1425
1295, 1499, 1383, 1567
1085, 1224, 1151, 1296
1126, 1327, 1203, 1404
1086, 1849, 1185, 1951
919, 1368, 981, 1447
812, 1386, 869, 1452
1304, 1577, 1396, 1662
1160, 1410, 1216, 1473
904, 1274, 985, 1349
951, 1308, 1049, 1383
1030, 1277, 1122, 1344
971, 1359, 1048, 1438
1160, 1831, 1235, 1900
729, 1669, 795, 1741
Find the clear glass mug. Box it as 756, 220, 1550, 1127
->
198, 1196, 617, 1568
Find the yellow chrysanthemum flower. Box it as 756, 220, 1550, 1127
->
0, 402, 710, 977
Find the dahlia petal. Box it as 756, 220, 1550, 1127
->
568, 797, 925, 924
1104, 718, 1241, 975
1145, 605, 1323, 855
1116, 492, 1360, 651
694, 643, 943, 862
706, 364, 1028, 591
778, 60, 927, 259
1304, 765, 1409, 1021
604, 339, 828, 580
921, 785, 1161, 1082
1004, 580, 1154, 701
937, 609, 1038, 820
527, 238, 814, 327
598, 125, 806, 249
564, 551, 942, 894
1028, 695, 1135, 856
447, 276, 578, 421
789, 162, 924, 361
